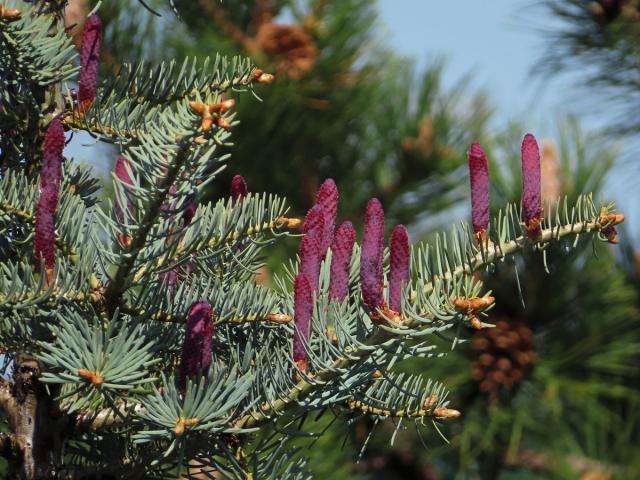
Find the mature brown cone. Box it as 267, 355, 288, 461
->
471, 318, 537, 400
254, 22, 317, 79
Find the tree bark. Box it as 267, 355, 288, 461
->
3, 355, 71, 479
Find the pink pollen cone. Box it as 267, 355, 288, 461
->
468, 142, 489, 241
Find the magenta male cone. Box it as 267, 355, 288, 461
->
315, 178, 338, 253
389, 225, 409, 313
34, 189, 57, 272
40, 116, 65, 192
292, 273, 314, 365
78, 14, 102, 110
521, 133, 542, 236
360, 198, 385, 312
178, 301, 214, 389
329, 221, 356, 302
231, 175, 248, 205
303, 204, 325, 244
468, 142, 489, 239
34, 118, 64, 273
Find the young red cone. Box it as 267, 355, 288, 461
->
40, 116, 65, 192
293, 273, 314, 372
231, 174, 248, 205
178, 301, 214, 389
521, 133, 542, 237
34, 118, 65, 278
315, 178, 338, 253
34, 189, 57, 276
468, 142, 489, 241
360, 198, 385, 313
329, 221, 356, 302
78, 14, 102, 112
389, 224, 409, 313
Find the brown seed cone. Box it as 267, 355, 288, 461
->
255, 23, 317, 79
471, 318, 536, 399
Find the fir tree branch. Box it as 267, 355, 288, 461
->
130, 215, 302, 283
118, 303, 291, 324
235, 216, 615, 429
103, 144, 190, 315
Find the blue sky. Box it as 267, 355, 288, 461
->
378, 0, 580, 130
378, 0, 638, 239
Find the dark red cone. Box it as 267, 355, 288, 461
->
360, 198, 385, 312
178, 301, 214, 389
34, 188, 57, 273
231, 175, 248, 205
315, 178, 338, 254
34, 118, 64, 275
303, 204, 325, 245
329, 221, 355, 302
468, 142, 489, 241
293, 273, 313, 368
521, 134, 542, 236
389, 225, 410, 313
78, 14, 102, 112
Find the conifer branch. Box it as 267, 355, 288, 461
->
236, 216, 617, 429
103, 144, 190, 314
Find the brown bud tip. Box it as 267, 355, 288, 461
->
452, 296, 495, 312
188, 101, 206, 114
78, 368, 104, 386
264, 313, 292, 324
296, 358, 309, 373
0, 6, 21, 19
173, 417, 199, 436
173, 418, 186, 437
279, 216, 303, 230
470, 315, 482, 330
116, 233, 132, 248
251, 69, 275, 84
423, 395, 438, 410
220, 99, 235, 112
600, 213, 625, 226
216, 117, 231, 130
433, 407, 461, 420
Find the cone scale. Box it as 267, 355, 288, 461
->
360, 198, 385, 313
